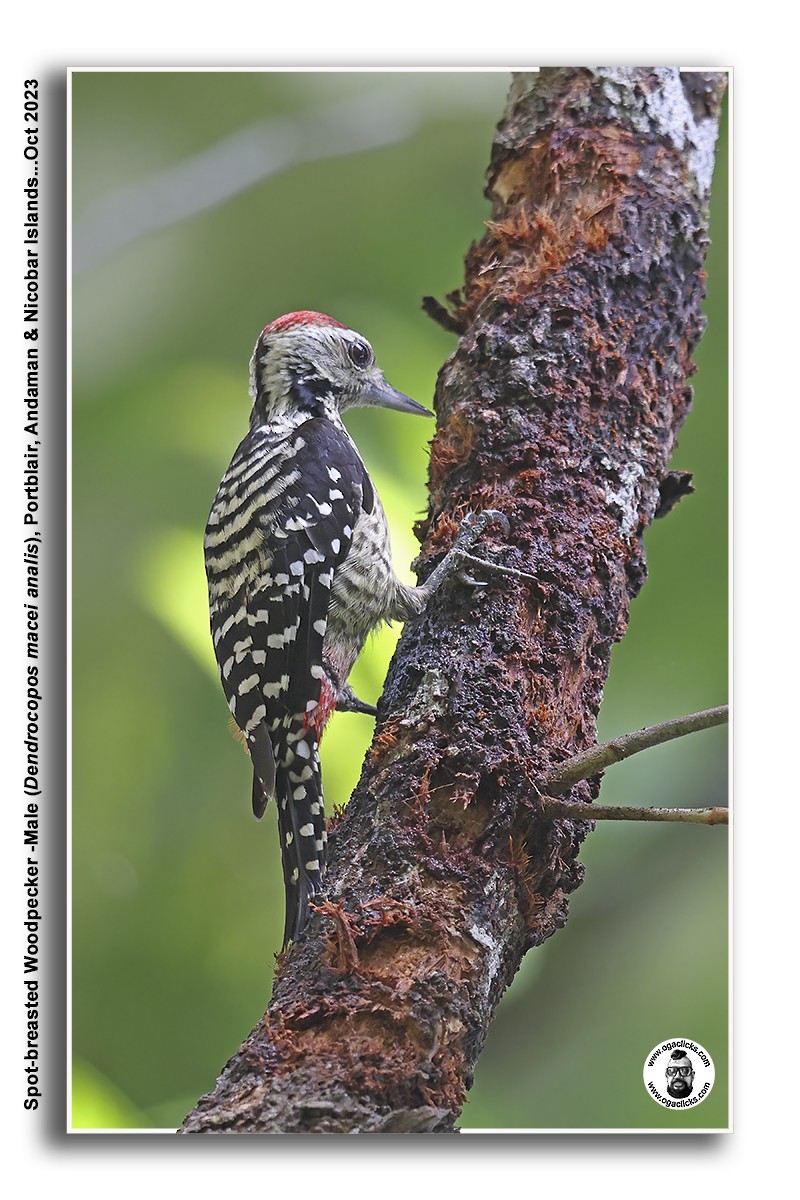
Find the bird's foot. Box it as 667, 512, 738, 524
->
336, 682, 378, 718
425, 509, 539, 593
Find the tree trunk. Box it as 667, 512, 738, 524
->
179, 66, 727, 1134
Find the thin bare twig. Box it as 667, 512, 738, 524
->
540, 705, 728, 795
537, 798, 728, 825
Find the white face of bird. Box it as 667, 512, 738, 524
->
249, 312, 432, 426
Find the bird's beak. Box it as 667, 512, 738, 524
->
364, 378, 433, 417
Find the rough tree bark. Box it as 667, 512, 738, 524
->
180, 67, 727, 1134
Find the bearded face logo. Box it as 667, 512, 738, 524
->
665, 1051, 695, 1098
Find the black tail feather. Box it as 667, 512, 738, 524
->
252, 772, 268, 820
278, 801, 312, 949
274, 717, 327, 948
249, 726, 276, 818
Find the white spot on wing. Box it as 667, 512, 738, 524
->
245, 705, 266, 731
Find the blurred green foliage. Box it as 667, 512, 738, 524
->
71, 71, 728, 1131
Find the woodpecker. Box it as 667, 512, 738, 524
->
206, 310, 464, 947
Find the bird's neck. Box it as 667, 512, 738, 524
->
249, 381, 345, 438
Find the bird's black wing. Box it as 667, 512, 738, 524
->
205, 417, 368, 807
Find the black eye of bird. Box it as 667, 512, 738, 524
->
348, 340, 372, 369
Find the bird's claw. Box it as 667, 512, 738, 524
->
454, 508, 510, 555
455, 568, 489, 588
451, 510, 539, 591
423, 508, 536, 598
336, 684, 378, 717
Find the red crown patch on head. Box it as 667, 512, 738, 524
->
262, 311, 347, 337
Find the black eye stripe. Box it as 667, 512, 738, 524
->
348, 340, 372, 368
